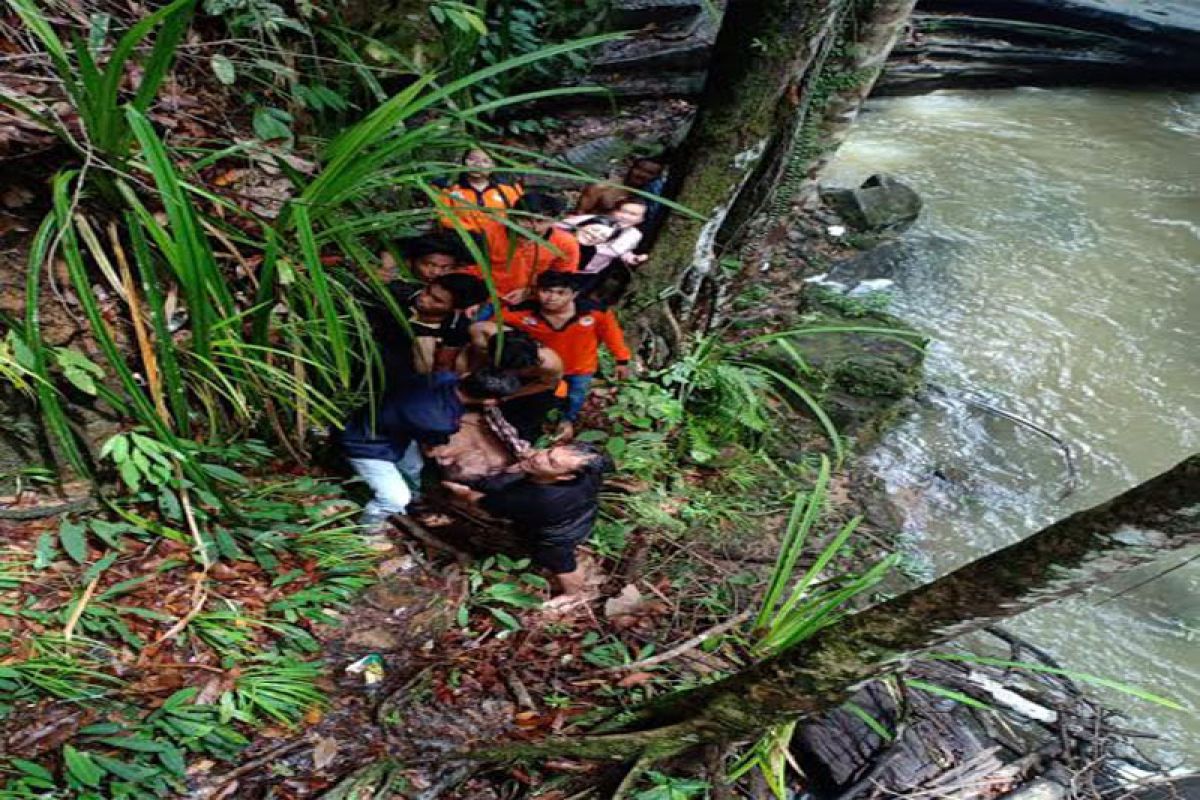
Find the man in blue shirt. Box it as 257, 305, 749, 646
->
340, 368, 520, 528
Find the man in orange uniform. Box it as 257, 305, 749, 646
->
475, 193, 580, 306
500, 271, 631, 438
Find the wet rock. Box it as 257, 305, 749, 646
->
560, 135, 630, 177
760, 306, 925, 447
828, 240, 911, 284
999, 779, 1067, 800
362, 576, 434, 612
575, 71, 708, 100
593, 15, 718, 74
880, 0, 1200, 94
611, 0, 704, 28
821, 175, 922, 234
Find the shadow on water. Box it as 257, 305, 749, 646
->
826, 88, 1200, 768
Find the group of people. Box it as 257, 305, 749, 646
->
338, 149, 668, 605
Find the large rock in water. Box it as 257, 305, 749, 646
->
821, 175, 922, 233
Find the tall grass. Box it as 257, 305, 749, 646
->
9, 0, 621, 471
5, 0, 194, 172
733, 454, 896, 798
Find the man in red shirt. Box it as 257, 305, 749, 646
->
498, 271, 631, 439
475, 192, 580, 306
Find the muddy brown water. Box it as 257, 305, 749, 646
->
825, 88, 1200, 768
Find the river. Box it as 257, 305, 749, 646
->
824, 89, 1200, 768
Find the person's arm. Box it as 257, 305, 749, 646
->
596, 310, 632, 380
551, 229, 581, 273
505, 347, 564, 400
596, 227, 642, 260
442, 481, 484, 504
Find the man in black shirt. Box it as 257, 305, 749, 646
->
371, 272, 489, 382
442, 443, 611, 603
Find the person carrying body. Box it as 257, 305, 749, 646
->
576, 156, 666, 218
339, 368, 520, 531
473, 192, 580, 306
434, 147, 524, 233
369, 273, 490, 382
460, 326, 564, 443
502, 271, 631, 439
442, 443, 612, 605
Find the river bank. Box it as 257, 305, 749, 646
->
825, 87, 1200, 771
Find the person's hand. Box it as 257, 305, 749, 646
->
503, 288, 529, 305
552, 421, 575, 443
441, 481, 480, 502
621, 253, 648, 266
614, 364, 631, 381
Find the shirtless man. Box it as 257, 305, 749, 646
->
575, 156, 666, 216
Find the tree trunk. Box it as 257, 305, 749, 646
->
793, 0, 920, 209
630, 0, 849, 361
474, 453, 1200, 763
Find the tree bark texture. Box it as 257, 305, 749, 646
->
475, 454, 1200, 763
630, 0, 847, 359
793, 0, 920, 208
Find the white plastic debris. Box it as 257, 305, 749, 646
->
847, 279, 895, 297
827, 224, 847, 237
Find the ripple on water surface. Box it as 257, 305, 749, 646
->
827, 88, 1200, 767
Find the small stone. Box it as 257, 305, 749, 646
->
347, 626, 402, 651
363, 576, 428, 611
377, 555, 417, 576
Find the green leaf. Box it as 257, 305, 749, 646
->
10, 758, 54, 781
844, 701, 894, 741
34, 532, 58, 569
253, 107, 293, 141
63, 745, 104, 788
481, 583, 541, 608
118, 458, 142, 491
101, 433, 129, 463
487, 606, 521, 631
924, 653, 1186, 710
59, 519, 90, 564
199, 463, 248, 484
162, 687, 199, 710
55, 347, 104, 395
89, 519, 130, 550
91, 754, 159, 783
907, 679, 994, 711
96, 736, 167, 754
605, 436, 627, 460
210, 53, 236, 85
84, 551, 119, 583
